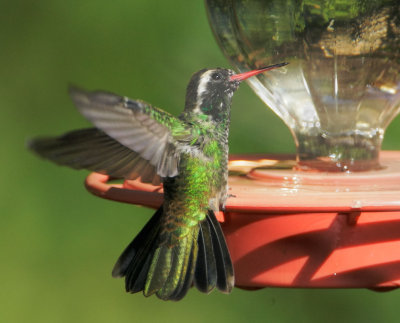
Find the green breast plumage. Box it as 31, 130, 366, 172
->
161, 135, 226, 245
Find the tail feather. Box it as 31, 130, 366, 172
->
112, 207, 163, 278
168, 242, 197, 301
156, 234, 197, 300
113, 207, 234, 301
194, 219, 217, 293
206, 210, 235, 293
126, 253, 152, 293
144, 246, 173, 297
156, 246, 183, 299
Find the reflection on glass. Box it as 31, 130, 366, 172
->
206, 0, 400, 171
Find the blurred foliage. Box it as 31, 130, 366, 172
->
2, 1, 400, 322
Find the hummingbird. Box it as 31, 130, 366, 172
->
29, 62, 288, 301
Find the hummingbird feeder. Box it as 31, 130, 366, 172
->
86, 0, 400, 290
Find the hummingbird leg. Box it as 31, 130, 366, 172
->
209, 198, 220, 212
219, 193, 237, 211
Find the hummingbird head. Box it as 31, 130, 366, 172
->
184, 63, 288, 123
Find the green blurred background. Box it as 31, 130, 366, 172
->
3, 1, 400, 322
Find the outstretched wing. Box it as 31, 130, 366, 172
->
29, 128, 163, 185
29, 87, 196, 183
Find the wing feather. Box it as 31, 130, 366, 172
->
30, 86, 201, 182
28, 128, 162, 184
68, 86, 193, 178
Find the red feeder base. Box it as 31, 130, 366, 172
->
85, 151, 400, 290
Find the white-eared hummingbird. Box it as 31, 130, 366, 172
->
29, 62, 288, 300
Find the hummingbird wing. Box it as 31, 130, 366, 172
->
29, 128, 163, 185
30, 87, 197, 184
69, 86, 192, 179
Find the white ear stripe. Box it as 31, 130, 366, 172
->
195, 70, 214, 110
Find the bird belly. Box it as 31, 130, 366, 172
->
161, 150, 224, 246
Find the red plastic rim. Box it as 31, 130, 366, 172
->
86, 151, 400, 214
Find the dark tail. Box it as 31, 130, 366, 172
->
112, 207, 234, 301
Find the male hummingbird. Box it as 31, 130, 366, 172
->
29, 62, 288, 301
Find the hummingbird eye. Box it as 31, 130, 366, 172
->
212, 72, 222, 81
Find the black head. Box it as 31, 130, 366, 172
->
184, 68, 236, 120
184, 63, 288, 122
